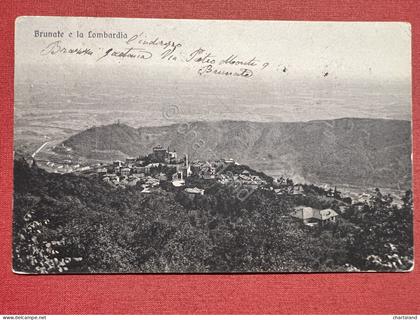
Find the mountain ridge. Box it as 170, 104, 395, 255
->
61, 118, 412, 189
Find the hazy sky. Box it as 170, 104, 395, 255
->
14, 17, 412, 124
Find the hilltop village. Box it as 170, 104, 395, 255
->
36, 144, 393, 228
77, 145, 269, 195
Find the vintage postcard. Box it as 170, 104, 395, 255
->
13, 16, 412, 273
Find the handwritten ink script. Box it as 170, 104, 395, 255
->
35, 30, 288, 79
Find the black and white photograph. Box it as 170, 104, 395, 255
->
13, 16, 413, 273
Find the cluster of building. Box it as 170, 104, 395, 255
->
94, 145, 185, 191
41, 159, 97, 174
149, 145, 178, 164
189, 160, 269, 189
82, 145, 277, 198
286, 187, 394, 227
273, 183, 305, 196
290, 206, 339, 227
102, 173, 161, 192
223, 170, 267, 188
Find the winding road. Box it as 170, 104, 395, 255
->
31, 141, 49, 159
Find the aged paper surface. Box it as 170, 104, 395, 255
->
14, 16, 412, 273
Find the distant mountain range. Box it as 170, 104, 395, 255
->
61, 118, 412, 189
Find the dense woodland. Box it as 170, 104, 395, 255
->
13, 158, 413, 273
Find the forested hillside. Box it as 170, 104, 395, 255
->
13, 158, 413, 273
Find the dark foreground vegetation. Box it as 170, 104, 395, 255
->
13, 159, 413, 273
